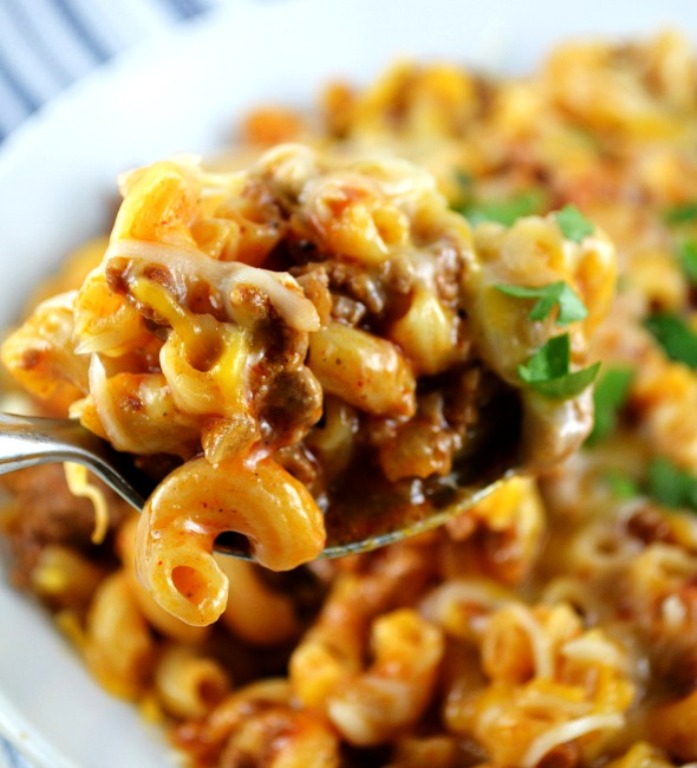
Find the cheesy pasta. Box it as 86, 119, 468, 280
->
2, 140, 611, 627
2, 28, 697, 768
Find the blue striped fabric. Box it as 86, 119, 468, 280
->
0, 731, 30, 768
0, 0, 219, 140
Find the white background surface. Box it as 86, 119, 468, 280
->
1, 1, 697, 766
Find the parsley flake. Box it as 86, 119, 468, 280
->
602, 470, 640, 500
496, 281, 588, 325
459, 189, 546, 227
677, 240, 697, 285
644, 312, 697, 369
518, 333, 601, 398
647, 456, 697, 512
599, 457, 697, 512
554, 204, 595, 243
663, 200, 697, 226
586, 366, 634, 446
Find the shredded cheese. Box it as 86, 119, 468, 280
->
521, 713, 625, 768
63, 460, 109, 545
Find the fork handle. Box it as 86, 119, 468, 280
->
0, 412, 148, 510
0, 412, 91, 470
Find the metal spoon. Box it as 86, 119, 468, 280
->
0, 410, 517, 559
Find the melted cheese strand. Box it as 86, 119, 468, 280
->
105, 239, 320, 332
63, 461, 110, 545
521, 713, 624, 768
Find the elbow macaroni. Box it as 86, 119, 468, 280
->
135, 452, 324, 626
2, 139, 612, 627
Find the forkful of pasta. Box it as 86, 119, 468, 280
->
0, 144, 616, 626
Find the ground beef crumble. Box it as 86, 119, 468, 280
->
0, 464, 130, 588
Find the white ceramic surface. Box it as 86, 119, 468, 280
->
1, 1, 697, 766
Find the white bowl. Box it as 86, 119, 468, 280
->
1, 1, 696, 766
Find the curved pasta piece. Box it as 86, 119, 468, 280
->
174, 678, 340, 768
159, 324, 250, 417
135, 453, 325, 626
308, 322, 416, 418
154, 642, 231, 720
389, 286, 464, 375
83, 569, 156, 699
112, 159, 202, 246
303, 172, 410, 264
117, 515, 212, 645
81, 356, 200, 457
290, 546, 444, 734
326, 609, 444, 746
216, 557, 301, 646
30, 544, 105, 612
0, 292, 90, 412
73, 269, 151, 356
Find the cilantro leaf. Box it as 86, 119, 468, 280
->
518, 333, 601, 398
586, 366, 634, 445
554, 204, 595, 243
459, 189, 546, 227
647, 456, 697, 512
602, 470, 640, 500
496, 281, 588, 325
677, 240, 697, 285
644, 312, 697, 369
663, 200, 697, 226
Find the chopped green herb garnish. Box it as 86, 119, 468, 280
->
602, 470, 640, 500
647, 456, 697, 512
454, 169, 474, 190
518, 333, 601, 398
586, 366, 634, 446
644, 312, 697, 369
459, 189, 546, 227
677, 240, 697, 284
496, 281, 588, 325
600, 458, 697, 512
663, 200, 697, 226
554, 204, 595, 243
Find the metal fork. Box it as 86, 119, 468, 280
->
0, 410, 512, 558
0, 411, 152, 510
